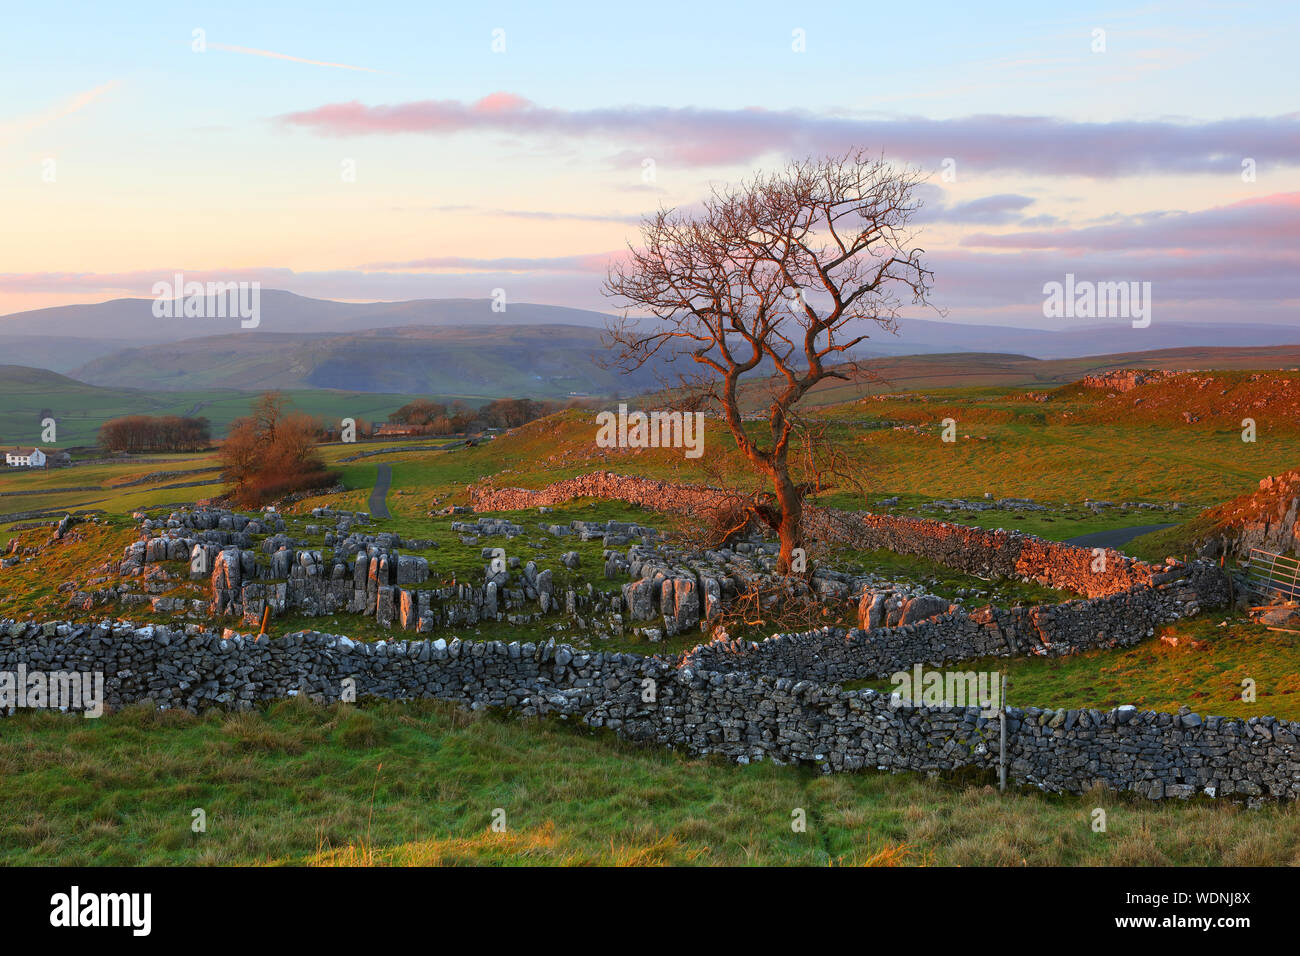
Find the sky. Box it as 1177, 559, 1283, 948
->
1, 0, 1297, 333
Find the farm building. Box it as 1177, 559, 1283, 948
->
3, 447, 68, 468
5, 447, 47, 468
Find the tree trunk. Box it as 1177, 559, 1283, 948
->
773, 467, 804, 576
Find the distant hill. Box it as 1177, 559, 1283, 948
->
10, 343, 1300, 448
70, 324, 667, 397
4, 290, 1299, 373
61, 330, 1300, 403
0, 364, 125, 398
740, 345, 1300, 409
0, 365, 173, 448
0, 336, 134, 374
0, 291, 615, 347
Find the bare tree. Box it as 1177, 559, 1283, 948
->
250, 391, 288, 444
604, 151, 937, 573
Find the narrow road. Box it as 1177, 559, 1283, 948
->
368, 463, 392, 519
1065, 522, 1177, 552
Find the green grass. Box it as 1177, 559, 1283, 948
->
855, 493, 1184, 543
1126, 513, 1221, 564
335, 405, 1300, 517
0, 370, 432, 447
0, 454, 228, 549
846, 616, 1300, 721
828, 546, 1077, 605
835, 421, 1295, 507
5, 696, 1300, 866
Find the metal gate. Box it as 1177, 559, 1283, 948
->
1244, 548, 1300, 603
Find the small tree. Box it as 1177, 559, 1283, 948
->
605, 151, 936, 572
219, 392, 337, 506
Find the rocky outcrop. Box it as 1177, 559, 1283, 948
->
1078, 369, 1182, 392
111, 488, 1225, 658
1201, 470, 1300, 560
472, 471, 1164, 598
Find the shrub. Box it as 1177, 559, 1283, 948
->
219, 392, 339, 507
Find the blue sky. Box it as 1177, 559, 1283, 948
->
1, 0, 1297, 328
7, 1, 1296, 116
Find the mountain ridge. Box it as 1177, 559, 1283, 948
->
68, 323, 659, 397
4, 291, 1299, 375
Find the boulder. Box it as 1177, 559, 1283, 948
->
661, 577, 700, 636
395, 554, 429, 585
899, 594, 953, 626
622, 577, 658, 621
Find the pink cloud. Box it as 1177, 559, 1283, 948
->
962, 192, 1300, 251
359, 252, 622, 272
277, 94, 1300, 177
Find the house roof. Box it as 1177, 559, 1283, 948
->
7, 447, 40, 457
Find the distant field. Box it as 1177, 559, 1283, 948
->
8, 365, 1299, 549
737, 345, 1300, 409
0, 365, 473, 446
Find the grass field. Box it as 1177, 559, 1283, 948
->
0, 365, 434, 448
848, 616, 1300, 721
5, 697, 1300, 866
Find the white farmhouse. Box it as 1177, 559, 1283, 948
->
5, 447, 47, 468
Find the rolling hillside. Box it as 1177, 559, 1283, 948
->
5, 290, 1299, 373
0, 291, 617, 341
0, 366, 429, 447
69, 324, 668, 396
13, 344, 1300, 448
737, 345, 1300, 409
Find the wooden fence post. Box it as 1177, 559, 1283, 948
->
999, 672, 1008, 794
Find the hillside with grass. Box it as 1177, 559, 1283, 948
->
10, 364, 1300, 548
733, 345, 1300, 410
0, 365, 435, 447
6, 361, 1300, 868
70, 324, 670, 397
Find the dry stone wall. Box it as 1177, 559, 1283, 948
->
471, 471, 732, 517
684, 560, 1225, 683
0, 614, 1290, 801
